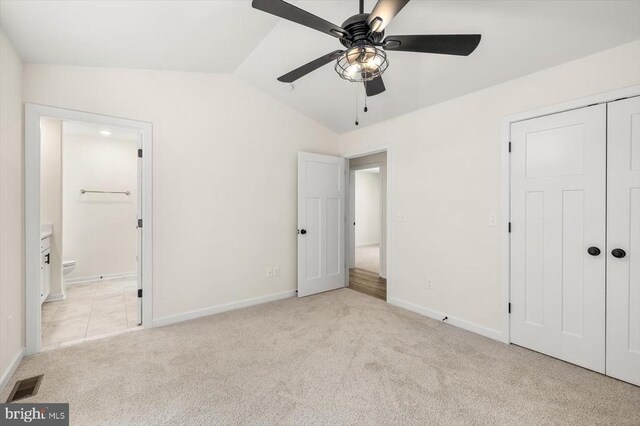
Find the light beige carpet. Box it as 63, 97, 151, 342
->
2, 289, 639, 425
355, 244, 379, 273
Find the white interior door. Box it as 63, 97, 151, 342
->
606, 96, 640, 385
298, 152, 346, 297
510, 104, 607, 372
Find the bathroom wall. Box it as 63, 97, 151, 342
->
355, 170, 381, 247
62, 131, 138, 282
40, 118, 64, 298
0, 29, 24, 391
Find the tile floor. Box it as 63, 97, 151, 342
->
41, 278, 140, 350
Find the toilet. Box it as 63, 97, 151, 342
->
62, 260, 76, 276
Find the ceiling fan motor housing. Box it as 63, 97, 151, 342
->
339, 13, 385, 48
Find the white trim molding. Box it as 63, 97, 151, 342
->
65, 271, 137, 285
153, 290, 296, 328
389, 298, 504, 342
25, 103, 154, 355
0, 348, 25, 394
500, 84, 640, 345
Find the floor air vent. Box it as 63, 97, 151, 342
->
6, 375, 43, 402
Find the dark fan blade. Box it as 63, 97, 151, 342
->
364, 76, 385, 97
252, 0, 347, 39
383, 34, 482, 56
367, 0, 410, 33
278, 50, 344, 83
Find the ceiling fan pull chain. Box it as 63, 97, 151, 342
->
364, 87, 368, 113
355, 85, 359, 126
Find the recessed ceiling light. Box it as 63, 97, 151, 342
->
100, 130, 112, 136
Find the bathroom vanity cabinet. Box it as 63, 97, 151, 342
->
40, 236, 51, 303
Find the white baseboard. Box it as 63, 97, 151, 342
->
65, 271, 136, 285
45, 292, 66, 302
153, 290, 296, 328
389, 298, 504, 342
0, 348, 25, 394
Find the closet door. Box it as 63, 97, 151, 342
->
510, 104, 607, 373
606, 96, 640, 386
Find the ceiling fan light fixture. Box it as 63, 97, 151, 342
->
335, 44, 388, 82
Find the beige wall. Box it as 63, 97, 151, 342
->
23, 64, 340, 321
40, 118, 63, 297
0, 30, 24, 388
63, 133, 138, 282
340, 40, 640, 339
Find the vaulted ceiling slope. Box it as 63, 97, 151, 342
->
2, 1, 639, 133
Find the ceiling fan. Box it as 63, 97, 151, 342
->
252, 0, 481, 97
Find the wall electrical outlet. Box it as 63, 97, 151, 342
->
426, 279, 432, 290
266, 267, 273, 278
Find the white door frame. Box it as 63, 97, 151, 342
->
342, 147, 391, 301
25, 103, 153, 354
500, 85, 640, 344
348, 162, 384, 275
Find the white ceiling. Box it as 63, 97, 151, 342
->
3, 1, 639, 133
0, 0, 277, 72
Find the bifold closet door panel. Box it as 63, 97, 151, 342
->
510, 104, 607, 373
606, 96, 640, 386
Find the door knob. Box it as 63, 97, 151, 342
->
587, 247, 601, 256
611, 248, 626, 259
299, 229, 307, 235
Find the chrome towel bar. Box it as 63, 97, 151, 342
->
80, 189, 130, 195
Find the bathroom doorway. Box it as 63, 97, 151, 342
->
25, 105, 152, 354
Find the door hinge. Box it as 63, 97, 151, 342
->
138, 148, 143, 158
137, 218, 143, 228
138, 289, 142, 298
508, 142, 511, 153
508, 222, 511, 233
508, 302, 511, 314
